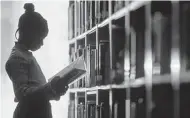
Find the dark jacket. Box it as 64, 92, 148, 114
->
5, 42, 60, 118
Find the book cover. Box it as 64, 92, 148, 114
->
48, 56, 86, 84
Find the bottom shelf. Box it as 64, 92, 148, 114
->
68, 73, 190, 118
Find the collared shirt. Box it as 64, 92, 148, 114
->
6, 42, 60, 102
5, 42, 60, 118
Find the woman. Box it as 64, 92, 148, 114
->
5, 3, 68, 118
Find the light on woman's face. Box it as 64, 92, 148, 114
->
30, 38, 44, 51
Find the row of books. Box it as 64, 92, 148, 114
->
69, 41, 112, 88
76, 100, 126, 118
68, 1, 130, 39
68, 8, 173, 88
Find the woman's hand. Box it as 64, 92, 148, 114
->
50, 76, 69, 96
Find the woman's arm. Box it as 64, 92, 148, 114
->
5, 56, 67, 102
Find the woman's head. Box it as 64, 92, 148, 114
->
16, 3, 49, 51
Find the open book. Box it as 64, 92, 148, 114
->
49, 56, 86, 84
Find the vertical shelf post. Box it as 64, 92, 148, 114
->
124, 1, 131, 118
84, 0, 87, 87
85, 90, 87, 118
124, 1, 130, 81
171, 2, 180, 118
144, 3, 152, 118
75, 92, 78, 118
109, 89, 113, 118
95, 0, 99, 80
96, 90, 99, 118
85, 0, 87, 33
108, 1, 113, 118
78, 1, 81, 35
109, 1, 113, 70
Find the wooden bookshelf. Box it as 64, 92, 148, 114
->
67, 1, 190, 118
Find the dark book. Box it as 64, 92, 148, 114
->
77, 2, 80, 35
86, 1, 91, 30
80, 1, 85, 33
91, 1, 96, 27
87, 101, 96, 118
71, 3, 75, 38
97, 41, 109, 85
49, 57, 86, 84
90, 49, 97, 87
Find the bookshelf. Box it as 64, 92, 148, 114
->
67, 1, 190, 118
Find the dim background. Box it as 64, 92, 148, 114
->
1, 1, 70, 118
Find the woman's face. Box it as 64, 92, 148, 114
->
29, 35, 44, 51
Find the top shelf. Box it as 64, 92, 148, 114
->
68, 1, 150, 44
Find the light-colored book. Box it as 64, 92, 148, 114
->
49, 56, 86, 84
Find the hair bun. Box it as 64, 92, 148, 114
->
24, 3, 35, 12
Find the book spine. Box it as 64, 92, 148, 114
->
86, 45, 91, 87
83, 1, 85, 33
87, 2, 91, 30
90, 1, 92, 29
114, 102, 118, 118
152, 12, 166, 75
90, 49, 96, 87
94, 49, 98, 86
102, 1, 108, 20
81, 1, 83, 34
78, 2, 80, 35
68, 5, 71, 39
130, 27, 136, 79
70, 4, 74, 39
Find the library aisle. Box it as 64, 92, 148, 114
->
67, 1, 190, 118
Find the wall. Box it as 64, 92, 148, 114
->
1, 1, 69, 118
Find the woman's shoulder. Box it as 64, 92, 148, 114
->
10, 48, 27, 60
7, 47, 31, 65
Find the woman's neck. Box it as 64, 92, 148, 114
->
18, 36, 32, 47
16, 40, 30, 51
